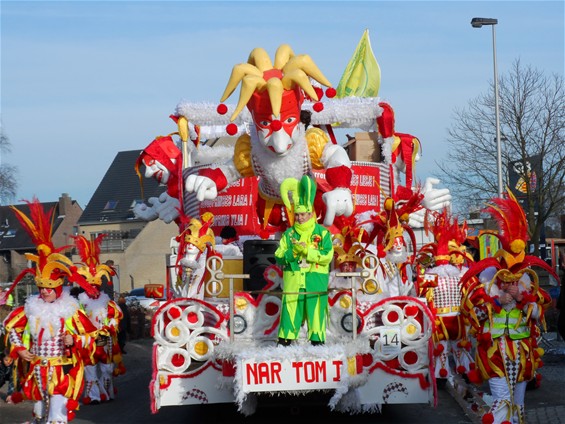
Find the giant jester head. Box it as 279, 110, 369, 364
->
220, 44, 332, 155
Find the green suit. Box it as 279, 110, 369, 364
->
275, 219, 333, 342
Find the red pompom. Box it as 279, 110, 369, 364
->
82, 396, 91, 405
67, 398, 79, 411
11, 391, 23, 404
226, 123, 238, 136
456, 365, 466, 374
217, 103, 228, 115
377, 245, 386, 258
501, 421, 511, 424
68, 410, 76, 422
313, 102, 324, 113
101, 393, 108, 402
325, 87, 337, 98
467, 368, 483, 385
439, 368, 448, 378
314, 86, 324, 100
482, 412, 495, 424
270, 120, 282, 131
433, 344, 444, 356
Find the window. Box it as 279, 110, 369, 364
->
4, 229, 16, 238
103, 200, 118, 211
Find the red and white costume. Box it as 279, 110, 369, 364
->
73, 235, 125, 404
2, 199, 98, 424
460, 193, 555, 424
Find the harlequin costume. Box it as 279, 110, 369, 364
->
183, 44, 353, 237
459, 192, 555, 424
358, 187, 423, 299
2, 198, 98, 424
415, 209, 475, 379
174, 212, 218, 299
275, 176, 334, 345
73, 234, 125, 405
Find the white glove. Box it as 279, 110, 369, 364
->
421, 177, 452, 211
408, 208, 426, 228
133, 198, 159, 221
185, 174, 218, 201
133, 193, 181, 224
322, 188, 354, 227
154, 192, 181, 224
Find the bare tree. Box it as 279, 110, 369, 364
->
437, 60, 565, 254
0, 123, 17, 205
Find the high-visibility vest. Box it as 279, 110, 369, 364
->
486, 308, 530, 340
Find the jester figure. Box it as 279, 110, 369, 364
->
184, 44, 354, 237
2, 199, 98, 424
275, 175, 334, 346
357, 186, 424, 300
73, 235, 125, 405
460, 192, 555, 424
415, 209, 475, 380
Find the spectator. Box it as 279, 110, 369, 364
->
0, 349, 14, 403
117, 295, 131, 353
216, 225, 243, 256
558, 251, 565, 342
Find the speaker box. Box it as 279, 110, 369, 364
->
243, 240, 279, 296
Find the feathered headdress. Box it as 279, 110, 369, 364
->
417, 208, 474, 267
460, 191, 558, 290
73, 234, 115, 289
332, 214, 366, 268
6, 198, 97, 297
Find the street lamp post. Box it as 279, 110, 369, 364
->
471, 17, 504, 198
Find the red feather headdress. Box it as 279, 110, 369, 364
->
73, 234, 115, 289
5, 197, 97, 297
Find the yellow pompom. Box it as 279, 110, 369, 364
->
510, 239, 526, 254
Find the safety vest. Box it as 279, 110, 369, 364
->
486, 308, 530, 340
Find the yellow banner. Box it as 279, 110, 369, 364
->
336, 29, 381, 98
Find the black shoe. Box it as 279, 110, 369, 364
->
90, 400, 100, 405
310, 340, 324, 346
277, 338, 292, 347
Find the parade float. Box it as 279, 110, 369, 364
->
139, 31, 453, 416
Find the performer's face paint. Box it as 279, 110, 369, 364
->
143, 157, 171, 185
39, 287, 57, 303
387, 236, 408, 264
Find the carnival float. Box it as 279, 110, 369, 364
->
135, 31, 456, 416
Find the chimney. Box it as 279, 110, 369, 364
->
59, 193, 71, 216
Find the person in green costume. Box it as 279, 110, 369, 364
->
275, 175, 334, 346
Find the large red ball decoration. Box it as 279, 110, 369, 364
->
217, 103, 228, 115
168, 306, 181, 320
265, 301, 279, 316
314, 86, 324, 100
313, 102, 324, 113
226, 123, 238, 136
186, 311, 199, 324
326, 87, 337, 98
404, 350, 418, 365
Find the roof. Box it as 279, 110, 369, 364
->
0, 201, 63, 251
79, 150, 166, 225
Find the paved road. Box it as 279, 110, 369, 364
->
1, 337, 471, 424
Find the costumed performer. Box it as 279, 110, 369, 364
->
460, 191, 555, 424
415, 209, 475, 380
2, 198, 98, 424
73, 234, 125, 405
183, 44, 354, 237
275, 175, 334, 346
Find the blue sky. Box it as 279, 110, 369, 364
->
1, 1, 563, 209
